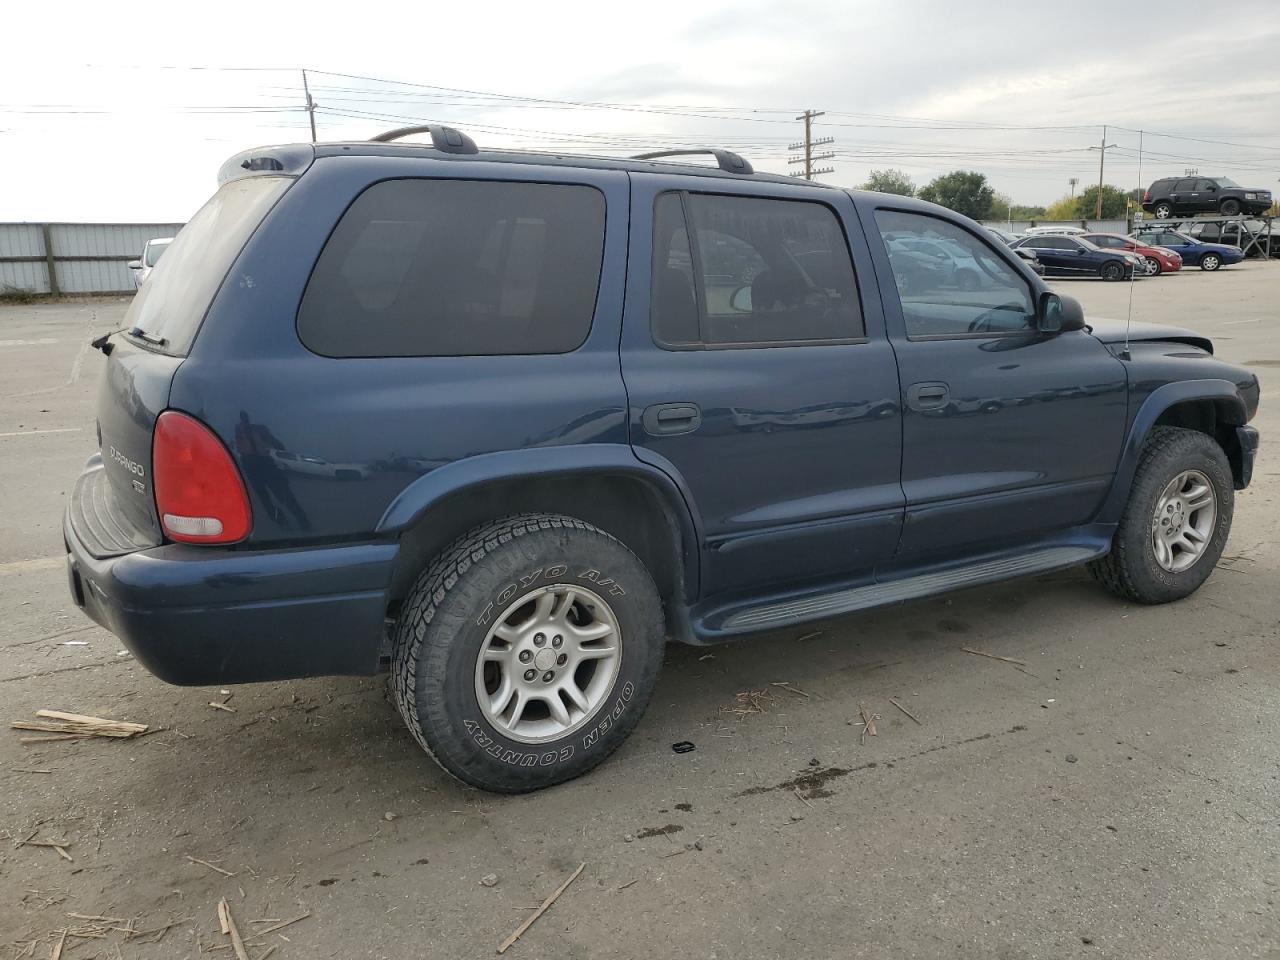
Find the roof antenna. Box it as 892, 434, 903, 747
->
1122, 129, 1143, 361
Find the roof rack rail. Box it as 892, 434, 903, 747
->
370, 124, 478, 154
631, 148, 754, 175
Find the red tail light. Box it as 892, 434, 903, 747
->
1143, 189, 1150, 202
153, 411, 251, 544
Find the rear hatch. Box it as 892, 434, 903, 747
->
72, 173, 295, 558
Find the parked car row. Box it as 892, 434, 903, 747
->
985, 224, 1246, 277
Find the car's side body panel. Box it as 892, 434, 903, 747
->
854, 194, 1130, 562
171, 156, 634, 547
618, 173, 906, 602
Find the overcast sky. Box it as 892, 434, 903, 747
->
4, 0, 1278, 222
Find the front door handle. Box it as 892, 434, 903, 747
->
642, 402, 702, 436
906, 382, 950, 412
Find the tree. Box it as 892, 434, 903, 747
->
1074, 184, 1129, 219
1042, 196, 1078, 221
988, 192, 1014, 220
861, 168, 915, 197
917, 170, 994, 220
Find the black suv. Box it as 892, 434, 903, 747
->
65, 127, 1261, 792
1142, 176, 1273, 219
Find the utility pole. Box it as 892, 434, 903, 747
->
302, 69, 318, 143
1087, 125, 1118, 220
788, 110, 834, 180
1068, 177, 1078, 197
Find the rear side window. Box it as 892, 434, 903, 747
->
650, 191, 864, 349
124, 177, 291, 356
298, 179, 605, 357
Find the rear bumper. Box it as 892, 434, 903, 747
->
65, 510, 397, 685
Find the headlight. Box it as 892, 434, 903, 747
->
1245, 193, 1257, 200
1124, 255, 1142, 265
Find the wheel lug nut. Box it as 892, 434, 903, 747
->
542, 671, 555, 682
534, 633, 546, 647
552, 635, 563, 648
519, 650, 532, 663
556, 653, 567, 666
523, 669, 536, 682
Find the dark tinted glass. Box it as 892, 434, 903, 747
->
876, 210, 1033, 338
1174, 179, 1196, 192
652, 193, 863, 347
1194, 179, 1214, 191
650, 193, 699, 346
299, 179, 605, 357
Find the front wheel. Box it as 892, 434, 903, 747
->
1101, 261, 1125, 281
1088, 427, 1233, 604
1145, 257, 1162, 277
391, 514, 664, 792
1200, 253, 1221, 272
1220, 199, 1241, 216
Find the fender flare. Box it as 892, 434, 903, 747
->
376, 443, 703, 598
1096, 379, 1246, 524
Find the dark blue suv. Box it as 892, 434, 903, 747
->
65, 128, 1261, 792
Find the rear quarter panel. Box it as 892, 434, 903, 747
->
170, 156, 632, 545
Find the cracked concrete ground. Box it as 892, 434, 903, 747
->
1, 263, 1277, 959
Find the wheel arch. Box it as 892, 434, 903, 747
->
378, 444, 702, 636
1097, 380, 1248, 523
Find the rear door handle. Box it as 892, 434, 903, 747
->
642, 402, 702, 436
906, 382, 950, 412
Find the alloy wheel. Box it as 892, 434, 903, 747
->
1149, 469, 1216, 573
473, 584, 622, 743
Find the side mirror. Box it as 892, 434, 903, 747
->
127, 260, 142, 270
729, 284, 753, 313
1038, 292, 1085, 334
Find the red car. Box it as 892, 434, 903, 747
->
1082, 233, 1182, 276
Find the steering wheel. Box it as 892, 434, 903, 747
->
967, 308, 1003, 333
967, 303, 1032, 334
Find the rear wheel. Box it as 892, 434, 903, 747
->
1220, 199, 1241, 216
1088, 427, 1232, 604
391, 514, 665, 792
1200, 253, 1221, 272
1153, 202, 1174, 220
1101, 261, 1125, 281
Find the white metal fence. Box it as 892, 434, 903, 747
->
0, 222, 185, 295
979, 219, 1129, 235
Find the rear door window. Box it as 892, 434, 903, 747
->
299, 179, 606, 357
124, 177, 291, 356
650, 192, 864, 348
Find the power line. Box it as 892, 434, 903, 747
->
788, 110, 834, 180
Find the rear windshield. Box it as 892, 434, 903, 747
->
124, 177, 291, 356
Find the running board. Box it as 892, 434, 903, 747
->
714, 545, 1102, 633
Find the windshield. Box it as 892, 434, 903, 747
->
124, 177, 290, 356
1213, 177, 1240, 189
143, 239, 171, 267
